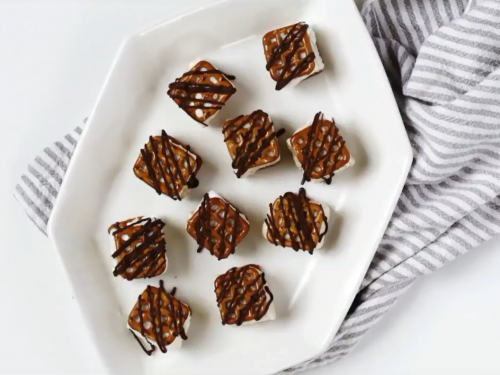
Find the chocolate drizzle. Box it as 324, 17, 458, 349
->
214, 265, 274, 326
265, 22, 316, 90
109, 217, 167, 280
191, 193, 245, 260
129, 280, 190, 356
167, 61, 236, 126
296, 112, 346, 185
135, 130, 201, 200
264, 188, 328, 254
223, 110, 285, 178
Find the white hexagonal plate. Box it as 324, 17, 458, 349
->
48, 0, 412, 374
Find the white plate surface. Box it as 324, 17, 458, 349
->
48, 0, 412, 374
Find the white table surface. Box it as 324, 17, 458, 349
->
1, 1, 500, 374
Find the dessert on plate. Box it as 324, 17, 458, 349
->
186, 191, 250, 260
108, 216, 167, 280
263, 188, 329, 254
167, 60, 237, 126
127, 280, 192, 355
262, 22, 324, 90
133, 130, 203, 200
222, 109, 285, 178
214, 264, 275, 326
287, 111, 354, 184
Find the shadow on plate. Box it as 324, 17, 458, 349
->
160, 217, 190, 277
322, 209, 344, 251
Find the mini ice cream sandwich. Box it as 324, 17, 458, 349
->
167, 60, 236, 126
262, 22, 324, 90
133, 130, 203, 200
108, 216, 167, 280
127, 281, 192, 355
222, 110, 285, 178
186, 191, 250, 260
214, 264, 275, 326
287, 112, 354, 184
263, 188, 329, 254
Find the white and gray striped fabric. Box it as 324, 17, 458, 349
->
14, 0, 500, 373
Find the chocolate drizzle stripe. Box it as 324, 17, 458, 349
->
127, 246, 164, 280
195, 193, 210, 253
223, 113, 258, 141
231, 208, 239, 254
162, 131, 187, 190
168, 82, 236, 94
181, 69, 236, 80
109, 217, 149, 235
265, 205, 280, 246
146, 286, 165, 353
141, 147, 161, 194
266, 23, 308, 70
218, 201, 229, 260
275, 52, 315, 91
301, 112, 321, 184
129, 329, 155, 356
111, 218, 162, 257
167, 63, 236, 126
278, 195, 296, 248
168, 94, 224, 108
134, 296, 157, 355
150, 135, 178, 200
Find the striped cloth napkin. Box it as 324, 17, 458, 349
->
14, 0, 500, 373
